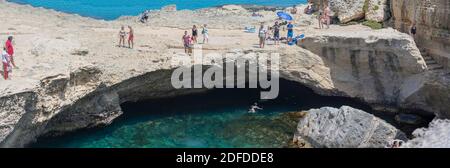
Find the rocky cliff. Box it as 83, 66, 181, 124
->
0, 1, 449, 148
390, 0, 450, 71
295, 106, 406, 148
299, 28, 427, 105
311, 0, 391, 23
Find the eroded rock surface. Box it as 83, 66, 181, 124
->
390, 0, 450, 70
402, 119, 450, 148
296, 106, 406, 148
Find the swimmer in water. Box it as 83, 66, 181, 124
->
248, 103, 263, 113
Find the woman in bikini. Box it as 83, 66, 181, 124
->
192, 25, 198, 44
128, 26, 134, 49
118, 26, 127, 47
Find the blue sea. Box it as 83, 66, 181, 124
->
9, 0, 306, 20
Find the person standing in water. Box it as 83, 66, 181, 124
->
202, 24, 209, 44
182, 31, 192, 55
118, 26, 127, 47
128, 26, 134, 49
5, 36, 15, 68
192, 25, 198, 44
2, 47, 11, 80
248, 103, 263, 113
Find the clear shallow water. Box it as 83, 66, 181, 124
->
31, 80, 386, 148
9, 0, 306, 20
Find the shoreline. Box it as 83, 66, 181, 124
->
6, 0, 304, 21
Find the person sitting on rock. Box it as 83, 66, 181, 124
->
140, 10, 149, 23
291, 5, 298, 15
304, 3, 314, 15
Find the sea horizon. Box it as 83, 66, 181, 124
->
8, 0, 307, 20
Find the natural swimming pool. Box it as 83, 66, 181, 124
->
31, 79, 400, 148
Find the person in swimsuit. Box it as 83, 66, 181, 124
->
182, 31, 192, 55
128, 26, 134, 49
192, 25, 198, 44
202, 24, 209, 44
258, 24, 267, 48
318, 8, 323, 29
118, 26, 127, 47
287, 22, 294, 43
248, 103, 263, 113
273, 21, 281, 45
324, 5, 331, 29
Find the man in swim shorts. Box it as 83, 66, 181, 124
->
273, 21, 281, 45
287, 22, 294, 43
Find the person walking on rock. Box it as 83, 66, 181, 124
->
2, 47, 11, 80
118, 26, 127, 47
182, 31, 192, 55
5, 36, 16, 68
192, 25, 198, 44
258, 24, 267, 48
202, 24, 209, 44
128, 26, 134, 49
273, 21, 281, 45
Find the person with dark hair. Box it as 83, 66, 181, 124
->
273, 21, 281, 45
192, 25, 198, 44
182, 31, 192, 55
410, 23, 417, 38
5, 36, 15, 68
287, 22, 294, 43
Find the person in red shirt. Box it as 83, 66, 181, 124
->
5, 36, 16, 68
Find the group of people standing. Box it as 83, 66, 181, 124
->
118, 26, 134, 48
182, 24, 209, 54
258, 21, 295, 48
2, 36, 15, 80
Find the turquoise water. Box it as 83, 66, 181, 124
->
31, 80, 386, 148
9, 0, 306, 20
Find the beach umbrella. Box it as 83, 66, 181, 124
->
276, 12, 293, 21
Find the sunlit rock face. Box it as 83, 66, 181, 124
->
402, 119, 450, 148
295, 106, 406, 148
310, 0, 391, 23
390, 0, 450, 70
299, 28, 427, 106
